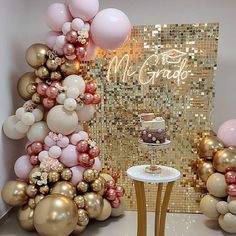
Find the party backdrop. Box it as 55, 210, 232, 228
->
81, 23, 219, 212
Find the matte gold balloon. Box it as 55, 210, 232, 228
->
34, 195, 78, 236
91, 178, 105, 193
51, 181, 76, 199
28, 198, 36, 209
26, 44, 49, 69
200, 194, 220, 219
31, 93, 41, 104
197, 162, 215, 182
72, 225, 86, 234
84, 192, 103, 218
61, 168, 73, 181
51, 71, 62, 81
77, 209, 89, 226
26, 185, 38, 198
74, 195, 85, 208
18, 205, 35, 231
48, 171, 60, 183
96, 199, 112, 221
34, 194, 44, 205
17, 72, 37, 100
83, 169, 97, 183
213, 148, 236, 173
1, 180, 28, 206
46, 59, 59, 71
197, 136, 224, 159
77, 181, 89, 193
37, 66, 50, 79
60, 59, 80, 76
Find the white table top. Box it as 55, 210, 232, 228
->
127, 165, 181, 183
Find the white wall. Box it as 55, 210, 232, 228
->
1, 0, 236, 217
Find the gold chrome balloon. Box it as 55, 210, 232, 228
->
51, 181, 76, 199
74, 195, 85, 208
51, 71, 62, 81
61, 168, 73, 181
197, 136, 224, 159
18, 205, 35, 231
83, 169, 96, 183
213, 148, 236, 173
46, 59, 59, 71
28, 166, 41, 185
197, 162, 215, 182
39, 185, 50, 195
91, 178, 105, 193
17, 72, 37, 100
1, 180, 28, 206
77, 181, 89, 193
96, 199, 112, 221
34, 194, 44, 205
77, 209, 89, 226
25, 44, 49, 69
48, 171, 60, 183
60, 59, 80, 76
26, 185, 38, 198
84, 192, 104, 218
36, 66, 50, 79
28, 198, 36, 209
31, 93, 41, 104
72, 225, 86, 234
34, 195, 78, 236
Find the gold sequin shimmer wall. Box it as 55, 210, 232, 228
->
81, 23, 219, 213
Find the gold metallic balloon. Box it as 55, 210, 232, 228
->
96, 199, 112, 221
28, 166, 41, 185
48, 171, 60, 183
83, 169, 97, 183
28, 198, 36, 209
61, 168, 73, 181
39, 185, 50, 195
31, 93, 41, 104
100, 173, 114, 182
197, 136, 224, 159
1, 180, 28, 206
91, 178, 105, 193
51, 181, 76, 199
26, 185, 38, 198
84, 192, 104, 218
77, 209, 89, 226
57, 163, 64, 173
34, 195, 78, 236
25, 44, 49, 69
46, 59, 59, 71
60, 59, 80, 76
26, 83, 37, 94
51, 71, 62, 81
17, 72, 37, 100
18, 205, 35, 231
74, 195, 85, 208
229, 146, 236, 152
77, 181, 89, 193
197, 162, 215, 182
72, 225, 86, 234
37, 66, 50, 79
34, 194, 44, 205
213, 148, 236, 173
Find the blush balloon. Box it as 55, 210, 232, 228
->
14, 155, 33, 180
70, 165, 85, 186
93, 157, 102, 171
60, 144, 78, 167
42, 97, 55, 109
218, 119, 236, 147
85, 82, 97, 94
78, 153, 94, 168
46, 87, 59, 99
37, 83, 48, 96
88, 146, 100, 158
83, 40, 98, 61
46, 31, 61, 49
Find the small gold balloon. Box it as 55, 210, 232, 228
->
28, 198, 36, 209
91, 178, 105, 193
74, 195, 85, 208
61, 168, 73, 181
229, 146, 236, 152
72, 225, 86, 234
48, 171, 60, 183
213, 148, 236, 173
28, 166, 41, 185
31, 93, 41, 104
51, 181, 76, 199
26, 185, 38, 198
84, 192, 104, 218
57, 163, 64, 173
77, 209, 89, 226
197, 136, 224, 159
18, 205, 35, 231
17, 72, 37, 100
26, 83, 37, 94
39, 185, 50, 195
35, 77, 43, 84
25, 44, 49, 69
93, 169, 99, 179
37, 66, 50, 79
34, 195, 78, 236
1, 180, 28, 207
34, 194, 44, 205
97, 176, 106, 196
96, 199, 112, 221
197, 162, 215, 182
77, 181, 89, 193
83, 169, 96, 183
46, 59, 59, 71
60, 59, 80, 76
51, 71, 62, 81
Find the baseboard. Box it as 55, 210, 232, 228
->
0, 207, 15, 225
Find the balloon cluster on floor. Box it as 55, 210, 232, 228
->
196, 119, 236, 233
1, 1, 130, 235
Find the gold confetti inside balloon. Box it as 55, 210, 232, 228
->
91, 178, 105, 193
1, 180, 28, 206
197, 161, 215, 182
51, 181, 76, 199
48, 171, 60, 183
84, 192, 103, 218
61, 168, 73, 181
77, 181, 89, 193
77, 209, 89, 226
34, 195, 78, 236
28, 166, 41, 185
96, 199, 112, 221
74, 195, 85, 208
83, 169, 97, 183
18, 205, 35, 231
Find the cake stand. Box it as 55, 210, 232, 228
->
138, 140, 171, 174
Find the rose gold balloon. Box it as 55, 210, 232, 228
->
106, 180, 116, 189
77, 140, 89, 153
88, 146, 100, 158
42, 97, 55, 109
227, 184, 236, 197
46, 86, 59, 99
66, 30, 78, 43
37, 83, 48, 96
75, 46, 86, 59
111, 197, 120, 208
116, 186, 125, 197
30, 155, 39, 165
106, 189, 117, 201
63, 43, 75, 56
78, 153, 95, 168
84, 93, 94, 105
197, 162, 215, 182
92, 94, 101, 104
27, 146, 34, 155
85, 82, 97, 94
213, 148, 236, 173
197, 136, 224, 159
225, 171, 236, 184
31, 142, 43, 154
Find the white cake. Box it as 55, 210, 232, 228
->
141, 117, 165, 130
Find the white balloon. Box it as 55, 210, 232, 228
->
66, 87, 80, 99
77, 104, 96, 122
75, 123, 83, 133
228, 201, 236, 214
38, 150, 49, 162
78, 131, 89, 140
71, 18, 85, 31
216, 201, 229, 215
44, 136, 56, 147
32, 108, 44, 122
3, 116, 25, 140
62, 22, 72, 35
224, 213, 236, 227
27, 121, 49, 142
15, 121, 29, 134
47, 105, 78, 135
63, 75, 85, 93
55, 35, 66, 48
56, 92, 66, 104
64, 98, 77, 111
21, 112, 35, 126
15, 107, 25, 120
49, 146, 62, 159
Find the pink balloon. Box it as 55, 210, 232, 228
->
46, 3, 72, 31
218, 119, 236, 147
91, 8, 131, 51
68, 0, 99, 21
14, 155, 33, 180
227, 184, 236, 197
53, 45, 64, 56
225, 171, 236, 184
83, 40, 98, 61
46, 31, 61, 49
60, 144, 78, 167
93, 157, 102, 171
70, 165, 85, 186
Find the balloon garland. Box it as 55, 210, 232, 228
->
1, 1, 130, 235
196, 120, 236, 233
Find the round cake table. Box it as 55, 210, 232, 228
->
127, 165, 181, 236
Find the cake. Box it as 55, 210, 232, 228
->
140, 113, 166, 144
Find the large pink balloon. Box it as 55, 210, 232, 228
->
14, 155, 33, 180
218, 119, 236, 147
60, 144, 78, 167
91, 8, 131, 51
68, 0, 99, 21
46, 3, 72, 31
70, 165, 85, 186
46, 31, 61, 49
83, 40, 98, 61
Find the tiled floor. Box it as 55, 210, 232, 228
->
0, 211, 231, 236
